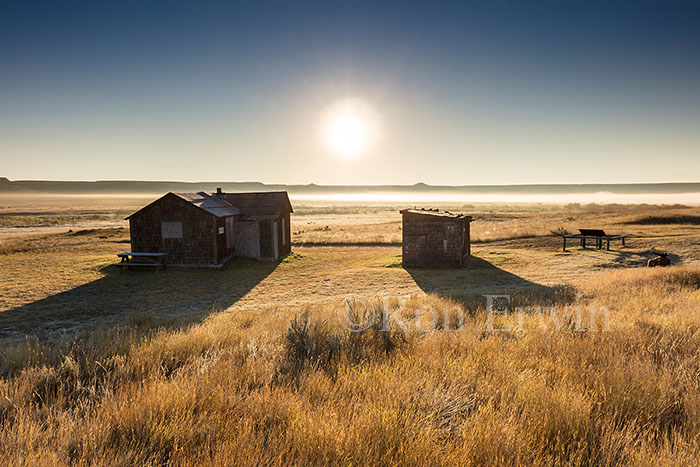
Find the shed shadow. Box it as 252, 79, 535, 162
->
405, 255, 575, 309
0, 258, 279, 343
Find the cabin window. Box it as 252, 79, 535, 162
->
161, 221, 183, 239
218, 226, 225, 234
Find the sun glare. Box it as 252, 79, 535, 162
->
321, 98, 379, 159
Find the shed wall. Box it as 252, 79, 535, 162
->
401, 214, 470, 267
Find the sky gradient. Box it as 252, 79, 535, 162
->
2, 1, 700, 185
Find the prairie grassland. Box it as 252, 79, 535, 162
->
2, 200, 700, 465
2, 217, 696, 343
1, 266, 700, 465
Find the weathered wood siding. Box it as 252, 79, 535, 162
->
129, 193, 217, 266
401, 214, 470, 267
280, 212, 292, 257
237, 213, 291, 261
259, 220, 274, 259
233, 220, 260, 258
258, 211, 292, 260
215, 217, 234, 264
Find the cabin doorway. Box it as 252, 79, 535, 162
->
272, 221, 279, 260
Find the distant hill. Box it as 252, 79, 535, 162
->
1, 178, 699, 195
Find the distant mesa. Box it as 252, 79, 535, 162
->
0, 178, 699, 196
0, 177, 30, 192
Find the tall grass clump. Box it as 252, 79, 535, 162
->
281, 301, 408, 380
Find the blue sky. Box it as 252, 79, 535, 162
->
1, 1, 699, 184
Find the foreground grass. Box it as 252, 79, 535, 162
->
1, 266, 700, 465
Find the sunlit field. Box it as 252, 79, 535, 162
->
4, 0, 700, 463
2, 195, 700, 465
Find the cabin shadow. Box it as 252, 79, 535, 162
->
405, 255, 575, 310
0, 258, 279, 343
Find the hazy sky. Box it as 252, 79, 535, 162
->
2, 1, 700, 185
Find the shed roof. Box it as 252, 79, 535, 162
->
222, 191, 293, 217
400, 208, 472, 221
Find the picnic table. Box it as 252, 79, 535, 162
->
562, 229, 626, 252
116, 252, 167, 272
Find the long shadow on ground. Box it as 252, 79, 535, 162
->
0, 258, 278, 343
405, 255, 575, 308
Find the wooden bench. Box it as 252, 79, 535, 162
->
563, 229, 626, 252
116, 252, 167, 273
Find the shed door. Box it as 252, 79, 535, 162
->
272, 221, 279, 260
234, 221, 260, 258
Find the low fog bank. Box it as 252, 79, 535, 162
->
291, 190, 700, 206
2, 178, 700, 205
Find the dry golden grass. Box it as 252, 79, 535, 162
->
2, 201, 700, 464
1, 266, 700, 465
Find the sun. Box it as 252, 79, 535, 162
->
321, 98, 379, 159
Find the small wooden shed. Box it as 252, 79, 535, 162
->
400, 208, 472, 267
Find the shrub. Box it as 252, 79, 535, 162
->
282, 301, 408, 380
550, 226, 570, 237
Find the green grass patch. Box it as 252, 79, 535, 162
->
368, 254, 403, 268
281, 252, 307, 264
474, 250, 517, 266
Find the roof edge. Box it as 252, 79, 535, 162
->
400, 208, 472, 221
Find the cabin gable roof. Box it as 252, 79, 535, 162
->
126, 192, 240, 219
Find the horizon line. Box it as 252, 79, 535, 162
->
3, 178, 700, 188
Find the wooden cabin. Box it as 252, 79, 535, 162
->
127, 190, 293, 267
400, 208, 472, 267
